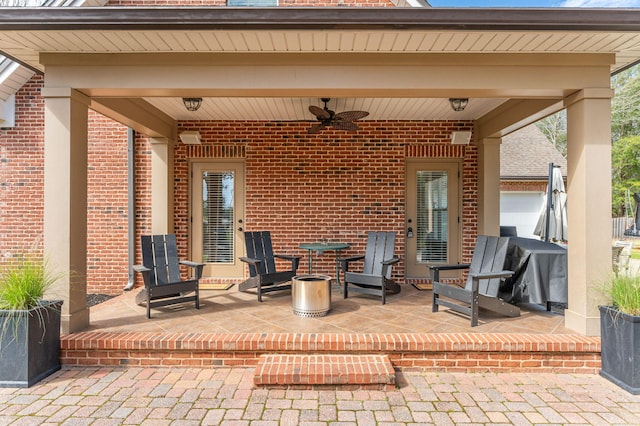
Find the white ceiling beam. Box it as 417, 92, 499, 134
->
475, 99, 565, 139
90, 97, 176, 139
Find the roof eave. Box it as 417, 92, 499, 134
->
1, 7, 640, 31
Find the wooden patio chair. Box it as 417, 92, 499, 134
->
132, 234, 204, 319
430, 235, 520, 327
239, 231, 301, 302
341, 231, 400, 304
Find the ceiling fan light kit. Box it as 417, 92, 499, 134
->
307, 98, 369, 134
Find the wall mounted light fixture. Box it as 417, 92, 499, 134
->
449, 98, 469, 112
450, 131, 472, 145
179, 131, 202, 145
182, 97, 203, 112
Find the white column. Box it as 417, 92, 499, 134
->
42, 88, 90, 334
150, 137, 175, 235
477, 137, 502, 236
564, 88, 613, 336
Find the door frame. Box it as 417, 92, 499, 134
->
405, 159, 463, 279
189, 160, 246, 279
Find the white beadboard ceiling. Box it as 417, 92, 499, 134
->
143, 96, 507, 121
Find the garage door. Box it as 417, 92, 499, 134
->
500, 192, 545, 239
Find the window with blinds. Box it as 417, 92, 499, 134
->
202, 171, 235, 264
416, 171, 448, 263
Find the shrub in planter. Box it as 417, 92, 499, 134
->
0, 254, 63, 388
599, 273, 640, 395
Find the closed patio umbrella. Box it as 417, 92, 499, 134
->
534, 163, 568, 242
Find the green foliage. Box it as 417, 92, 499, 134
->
532, 66, 640, 216
535, 111, 567, 157
606, 273, 640, 317
612, 67, 640, 141
612, 136, 640, 216
0, 253, 63, 349
0, 254, 59, 310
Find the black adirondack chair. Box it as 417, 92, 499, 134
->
341, 231, 400, 304
132, 234, 204, 319
239, 231, 301, 302
430, 235, 520, 327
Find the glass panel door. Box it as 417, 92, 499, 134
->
202, 171, 234, 264
406, 161, 460, 278
417, 171, 449, 264
192, 162, 245, 278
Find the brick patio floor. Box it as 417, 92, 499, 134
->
1, 365, 640, 425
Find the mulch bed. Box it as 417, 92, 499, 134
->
87, 294, 116, 308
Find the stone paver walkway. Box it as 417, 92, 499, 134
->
1, 366, 640, 425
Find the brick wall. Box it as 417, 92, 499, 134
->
0, 76, 132, 295
0, 76, 45, 257
173, 120, 478, 284
501, 180, 547, 192
2, 77, 479, 295
87, 112, 130, 294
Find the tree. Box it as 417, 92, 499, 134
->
612, 67, 640, 141
534, 65, 640, 216
612, 135, 640, 216
536, 110, 567, 157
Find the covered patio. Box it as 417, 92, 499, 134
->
87, 282, 573, 335
1, 7, 639, 339
61, 283, 603, 374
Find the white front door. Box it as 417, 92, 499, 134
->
405, 161, 461, 279
191, 161, 245, 278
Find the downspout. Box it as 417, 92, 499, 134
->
124, 128, 136, 291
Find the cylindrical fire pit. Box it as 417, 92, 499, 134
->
292, 275, 332, 317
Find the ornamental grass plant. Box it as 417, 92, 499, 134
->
0, 254, 58, 311
0, 253, 63, 348
607, 272, 640, 317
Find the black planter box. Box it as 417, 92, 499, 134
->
599, 305, 640, 394
0, 300, 63, 388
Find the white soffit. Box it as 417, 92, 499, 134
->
1, 30, 638, 74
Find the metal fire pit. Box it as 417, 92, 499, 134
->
291, 275, 332, 317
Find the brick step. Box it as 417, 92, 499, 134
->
254, 354, 396, 390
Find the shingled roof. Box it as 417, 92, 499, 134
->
500, 124, 567, 180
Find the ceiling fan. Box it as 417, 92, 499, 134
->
307, 98, 369, 134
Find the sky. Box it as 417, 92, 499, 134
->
430, 0, 640, 7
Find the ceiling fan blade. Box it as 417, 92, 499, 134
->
334, 110, 369, 122
331, 121, 360, 131
307, 122, 327, 134
309, 105, 330, 120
